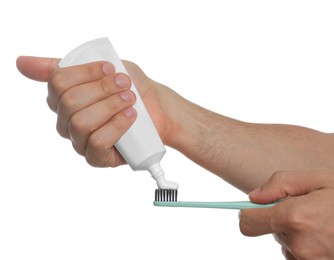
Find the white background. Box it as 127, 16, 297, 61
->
1, 1, 334, 259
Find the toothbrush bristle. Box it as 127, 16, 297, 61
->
155, 189, 178, 202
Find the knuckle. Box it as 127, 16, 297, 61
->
85, 157, 98, 167
85, 152, 102, 167
56, 119, 69, 139
49, 72, 68, 94
284, 207, 309, 232
87, 132, 108, 153
69, 113, 90, 134
85, 136, 110, 168
100, 76, 116, 96
60, 89, 77, 110
112, 119, 127, 133
106, 97, 118, 111
87, 62, 103, 79
71, 142, 85, 156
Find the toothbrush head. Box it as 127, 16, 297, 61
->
155, 189, 178, 202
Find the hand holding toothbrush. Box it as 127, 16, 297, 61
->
239, 169, 334, 260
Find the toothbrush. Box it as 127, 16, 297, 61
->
154, 189, 278, 209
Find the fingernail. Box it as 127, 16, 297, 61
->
115, 73, 130, 88
124, 107, 136, 118
102, 63, 115, 75
120, 91, 135, 102
238, 210, 242, 220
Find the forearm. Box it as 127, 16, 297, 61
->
168, 99, 334, 193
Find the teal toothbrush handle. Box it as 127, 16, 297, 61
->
153, 201, 278, 209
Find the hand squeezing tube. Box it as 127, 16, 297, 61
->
59, 38, 178, 190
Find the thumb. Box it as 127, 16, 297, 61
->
16, 56, 60, 82
249, 169, 332, 204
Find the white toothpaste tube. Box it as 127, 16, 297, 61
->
58, 38, 178, 190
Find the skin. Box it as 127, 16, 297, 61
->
16, 56, 334, 259
239, 169, 334, 260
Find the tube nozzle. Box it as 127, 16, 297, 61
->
148, 163, 179, 190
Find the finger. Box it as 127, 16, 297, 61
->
56, 73, 132, 138
67, 90, 136, 152
249, 169, 334, 204
123, 60, 148, 82
85, 107, 137, 167
239, 207, 278, 236
47, 62, 115, 111
16, 56, 60, 82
